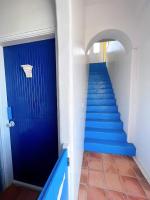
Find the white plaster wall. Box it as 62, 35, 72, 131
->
132, 1, 150, 181
85, 0, 139, 49
88, 51, 101, 63
56, 0, 87, 199
106, 41, 132, 133
70, 0, 87, 198
87, 44, 104, 63
0, 0, 56, 37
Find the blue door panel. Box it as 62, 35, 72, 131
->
4, 39, 58, 186
38, 149, 68, 200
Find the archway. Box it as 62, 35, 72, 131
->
86, 29, 132, 53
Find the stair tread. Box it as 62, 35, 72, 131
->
85, 138, 134, 147
86, 119, 122, 123
85, 127, 125, 133
87, 111, 119, 114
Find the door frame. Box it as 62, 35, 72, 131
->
0, 27, 61, 189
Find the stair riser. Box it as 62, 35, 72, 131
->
88, 94, 115, 99
89, 79, 110, 82
87, 99, 116, 106
86, 113, 120, 120
85, 132, 127, 142
89, 76, 110, 79
89, 83, 111, 86
84, 143, 136, 156
86, 121, 123, 129
88, 92, 114, 95
87, 106, 118, 112
88, 88, 113, 92
88, 86, 112, 90
88, 80, 111, 85
89, 81, 111, 84
89, 77, 110, 80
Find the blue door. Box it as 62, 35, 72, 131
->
4, 39, 58, 186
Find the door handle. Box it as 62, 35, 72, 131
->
7, 121, 15, 128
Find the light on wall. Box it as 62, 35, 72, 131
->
93, 42, 100, 53
21, 64, 33, 78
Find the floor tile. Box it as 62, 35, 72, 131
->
82, 158, 88, 169
115, 158, 136, 177
80, 168, 88, 185
78, 185, 87, 200
105, 173, 123, 192
139, 178, 150, 198
88, 157, 103, 171
88, 170, 106, 189
79, 153, 150, 200
83, 152, 89, 160
87, 186, 107, 200
88, 152, 102, 159
134, 165, 146, 180
102, 154, 115, 160
121, 176, 146, 198
127, 195, 148, 200
106, 190, 127, 200
103, 159, 118, 174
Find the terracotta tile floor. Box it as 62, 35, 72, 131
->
78, 152, 150, 200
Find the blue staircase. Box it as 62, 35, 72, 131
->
84, 63, 136, 156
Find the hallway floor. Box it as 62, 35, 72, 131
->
78, 152, 150, 200
0, 184, 39, 200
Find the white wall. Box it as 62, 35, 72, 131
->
87, 43, 106, 63
132, 1, 150, 181
0, 0, 56, 37
87, 47, 101, 63
56, 0, 87, 199
107, 41, 132, 133
85, 0, 139, 48
70, 0, 87, 198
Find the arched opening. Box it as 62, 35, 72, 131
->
86, 29, 133, 137
86, 29, 132, 53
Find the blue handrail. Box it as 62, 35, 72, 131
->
38, 149, 68, 200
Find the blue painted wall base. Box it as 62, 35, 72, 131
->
84, 63, 136, 156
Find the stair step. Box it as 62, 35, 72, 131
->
86, 119, 123, 129
88, 88, 113, 93
88, 85, 112, 90
88, 83, 111, 86
84, 138, 136, 156
88, 91, 114, 95
89, 81, 111, 85
87, 99, 116, 106
89, 72, 109, 74
86, 112, 120, 120
89, 77, 110, 80
88, 94, 115, 99
87, 105, 118, 112
85, 128, 127, 141
89, 79, 110, 82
